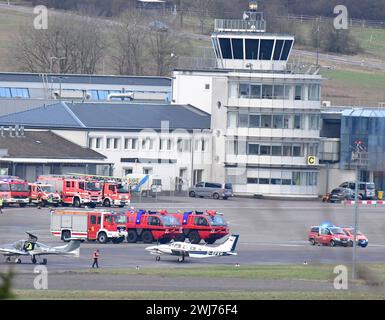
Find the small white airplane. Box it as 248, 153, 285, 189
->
145, 234, 239, 262
0, 232, 82, 265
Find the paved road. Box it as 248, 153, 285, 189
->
1, 197, 385, 291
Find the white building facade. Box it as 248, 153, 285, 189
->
172, 9, 322, 197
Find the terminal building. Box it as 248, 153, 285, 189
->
172, 4, 322, 197
0, 102, 212, 190
0, 72, 172, 116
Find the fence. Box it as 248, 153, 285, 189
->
278, 14, 385, 30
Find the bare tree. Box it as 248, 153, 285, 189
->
12, 14, 106, 74
148, 29, 178, 76
111, 11, 147, 75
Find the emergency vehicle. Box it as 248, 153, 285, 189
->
29, 182, 61, 207
50, 209, 128, 243
308, 225, 349, 247
169, 210, 229, 244
37, 175, 102, 207
0, 176, 30, 207
68, 174, 131, 207
125, 209, 182, 244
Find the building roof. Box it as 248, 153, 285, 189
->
0, 102, 211, 131
0, 131, 106, 160
0, 72, 171, 87
342, 108, 385, 118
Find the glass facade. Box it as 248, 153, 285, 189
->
226, 140, 319, 157
227, 110, 320, 130
229, 82, 320, 101
341, 113, 385, 171
215, 37, 293, 61
0, 87, 29, 98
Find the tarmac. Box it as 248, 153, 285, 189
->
1, 196, 385, 292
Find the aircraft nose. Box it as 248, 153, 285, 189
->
145, 246, 156, 251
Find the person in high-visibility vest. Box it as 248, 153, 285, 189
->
92, 249, 100, 269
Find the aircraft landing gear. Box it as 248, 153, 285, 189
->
177, 255, 185, 263
41, 258, 47, 265
5, 257, 11, 263
156, 256, 161, 261
15, 258, 21, 264
31, 256, 37, 264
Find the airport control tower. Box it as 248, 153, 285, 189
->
173, 1, 322, 198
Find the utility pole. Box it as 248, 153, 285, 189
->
316, 20, 320, 66
351, 140, 367, 279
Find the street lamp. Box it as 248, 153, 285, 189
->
351, 139, 367, 279
51, 75, 68, 101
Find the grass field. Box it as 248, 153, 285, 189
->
6, 264, 385, 300
321, 69, 385, 105
13, 289, 385, 300
0, 8, 30, 71
76, 264, 338, 281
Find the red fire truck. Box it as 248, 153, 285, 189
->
125, 209, 182, 244
50, 209, 128, 243
169, 210, 229, 244
0, 176, 30, 207
29, 182, 61, 207
68, 174, 131, 208
37, 175, 102, 208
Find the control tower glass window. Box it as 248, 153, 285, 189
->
245, 39, 259, 59
219, 38, 232, 59
280, 40, 293, 61
273, 40, 284, 60
212, 38, 220, 58
259, 40, 274, 60
231, 38, 244, 59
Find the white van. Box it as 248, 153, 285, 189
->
339, 181, 376, 200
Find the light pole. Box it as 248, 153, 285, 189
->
351, 140, 367, 279
51, 76, 68, 101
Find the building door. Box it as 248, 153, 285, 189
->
178, 168, 187, 191
193, 169, 203, 186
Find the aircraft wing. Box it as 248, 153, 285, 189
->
0, 247, 29, 256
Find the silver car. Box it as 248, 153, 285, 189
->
188, 182, 233, 200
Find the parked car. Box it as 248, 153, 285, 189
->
341, 227, 368, 247
188, 182, 233, 200
339, 181, 376, 200
328, 187, 356, 203
149, 20, 168, 32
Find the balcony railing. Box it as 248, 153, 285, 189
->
214, 19, 266, 33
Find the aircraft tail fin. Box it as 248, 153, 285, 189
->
216, 235, 239, 252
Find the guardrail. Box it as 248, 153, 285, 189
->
214, 19, 266, 33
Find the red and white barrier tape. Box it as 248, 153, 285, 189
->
343, 200, 385, 205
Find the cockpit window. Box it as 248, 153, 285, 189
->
86, 182, 102, 191
208, 215, 227, 226
160, 215, 180, 226
114, 215, 127, 224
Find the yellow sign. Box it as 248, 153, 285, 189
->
307, 156, 316, 165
